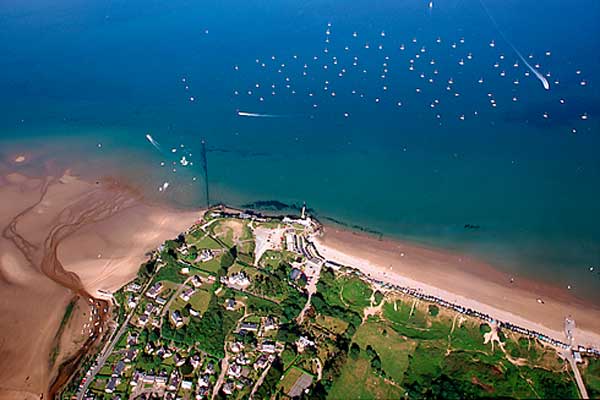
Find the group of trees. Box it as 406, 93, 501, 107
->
161, 295, 239, 358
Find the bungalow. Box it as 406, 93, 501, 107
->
181, 380, 193, 390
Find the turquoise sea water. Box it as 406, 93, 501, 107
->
1, 0, 599, 300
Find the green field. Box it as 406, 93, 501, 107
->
353, 318, 415, 383
328, 353, 404, 400
583, 358, 600, 398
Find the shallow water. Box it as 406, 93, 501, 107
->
1, 0, 599, 300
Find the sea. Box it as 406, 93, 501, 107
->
1, 0, 599, 301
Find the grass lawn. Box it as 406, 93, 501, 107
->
188, 233, 223, 250
328, 354, 404, 400
194, 256, 222, 274
340, 277, 372, 311
353, 318, 416, 383
280, 366, 304, 394
189, 289, 212, 314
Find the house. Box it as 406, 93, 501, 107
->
191, 355, 202, 369
222, 382, 234, 395
146, 282, 163, 299
170, 310, 184, 328
144, 303, 155, 315
260, 342, 276, 353
573, 351, 583, 363
190, 308, 200, 317
105, 377, 118, 393
226, 272, 251, 288
240, 322, 258, 332
180, 287, 196, 302
230, 342, 243, 353
180, 267, 190, 275
198, 375, 210, 388
156, 376, 168, 387
156, 296, 167, 306
126, 282, 142, 292
226, 298, 236, 311
289, 268, 303, 281
127, 295, 137, 309
124, 349, 137, 363
167, 370, 180, 391
198, 249, 214, 263
191, 275, 203, 288
138, 314, 148, 327
227, 364, 242, 378
263, 317, 277, 331
181, 380, 193, 390
255, 355, 269, 370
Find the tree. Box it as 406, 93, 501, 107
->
349, 343, 361, 360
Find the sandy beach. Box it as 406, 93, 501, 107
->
315, 227, 600, 350
0, 163, 200, 399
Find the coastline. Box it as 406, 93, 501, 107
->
314, 226, 600, 349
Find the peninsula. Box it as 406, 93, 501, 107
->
54, 205, 600, 399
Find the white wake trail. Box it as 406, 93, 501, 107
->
479, 0, 550, 91
145, 134, 163, 152
237, 111, 282, 118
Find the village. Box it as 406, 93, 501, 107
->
63, 205, 600, 400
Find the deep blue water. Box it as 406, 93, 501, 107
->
1, 0, 599, 300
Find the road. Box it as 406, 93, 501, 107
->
76, 271, 158, 399
76, 311, 134, 399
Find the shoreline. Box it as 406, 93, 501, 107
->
314, 226, 600, 349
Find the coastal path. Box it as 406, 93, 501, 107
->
565, 351, 589, 399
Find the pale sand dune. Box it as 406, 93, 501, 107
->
315, 227, 600, 349
0, 169, 199, 399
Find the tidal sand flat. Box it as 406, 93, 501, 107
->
316, 227, 600, 349
0, 161, 199, 399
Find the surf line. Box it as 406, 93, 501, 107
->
478, 0, 550, 90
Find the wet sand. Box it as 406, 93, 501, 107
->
315, 227, 600, 349
0, 161, 200, 399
